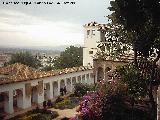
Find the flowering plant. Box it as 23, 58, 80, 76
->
76, 91, 103, 120
69, 80, 124, 120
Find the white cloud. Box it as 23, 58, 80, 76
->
0, 0, 111, 47
0, 9, 84, 47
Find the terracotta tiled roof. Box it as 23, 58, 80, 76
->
0, 63, 93, 85
84, 21, 99, 27
84, 22, 108, 31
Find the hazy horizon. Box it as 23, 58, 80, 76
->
0, 43, 82, 48
0, 44, 83, 52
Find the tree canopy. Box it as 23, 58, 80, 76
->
107, 1, 160, 119
53, 46, 83, 69
9, 52, 41, 69
108, 0, 160, 62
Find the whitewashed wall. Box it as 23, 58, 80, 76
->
0, 69, 94, 114
83, 26, 101, 66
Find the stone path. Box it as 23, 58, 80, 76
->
49, 106, 79, 120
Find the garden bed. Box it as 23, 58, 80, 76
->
9, 108, 59, 120
52, 95, 80, 110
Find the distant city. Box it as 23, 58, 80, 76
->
0, 44, 82, 67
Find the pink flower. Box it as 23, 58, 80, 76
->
69, 116, 77, 120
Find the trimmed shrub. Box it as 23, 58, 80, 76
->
55, 96, 64, 103
74, 83, 91, 97
54, 96, 79, 110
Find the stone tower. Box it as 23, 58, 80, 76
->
83, 22, 107, 66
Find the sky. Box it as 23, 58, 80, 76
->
0, 0, 111, 47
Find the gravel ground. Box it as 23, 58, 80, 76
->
49, 106, 79, 120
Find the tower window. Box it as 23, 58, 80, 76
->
89, 51, 93, 54
92, 30, 95, 35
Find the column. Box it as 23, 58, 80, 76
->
71, 77, 73, 92
95, 71, 98, 83
111, 63, 114, 71
45, 83, 51, 100
80, 75, 82, 83
4, 91, 14, 113
88, 73, 91, 85
72, 77, 76, 92
53, 82, 58, 97
64, 79, 67, 87
76, 76, 78, 83
85, 74, 87, 84
57, 80, 60, 96
82, 75, 85, 83
17, 90, 23, 109
37, 90, 44, 104
103, 64, 106, 81
22, 88, 31, 109
50, 82, 53, 99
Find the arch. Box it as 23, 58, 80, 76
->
82, 75, 85, 83
86, 74, 89, 84
97, 67, 104, 81
53, 82, 58, 97
66, 78, 72, 93
77, 76, 81, 83
31, 86, 38, 104
60, 79, 65, 88
0, 92, 7, 113
13, 89, 23, 110
105, 70, 113, 81
72, 77, 76, 85
104, 67, 112, 81
72, 77, 76, 92
90, 73, 94, 78
90, 73, 94, 84
44, 83, 50, 101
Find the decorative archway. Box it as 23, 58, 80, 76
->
97, 67, 104, 81
90, 73, 94, 84
31, 86, 38, 105
60, 79, 65, 88
78, 76, 81, 83
13, 89, 23, 110
72, 77, 76, 85
82, 75, 85, 83
72, 77, 76, 92
1, 91, 14, 113
53, 82, 58, 97
44, 83, 50, 101
0, 92, 6, 113
86, 74, 89, 84
66, 78, 72, 93
104, 67, 112, 81
105, 70, 113, 81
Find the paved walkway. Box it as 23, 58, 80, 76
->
49, 106, 79, 120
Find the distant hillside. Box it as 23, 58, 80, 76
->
0, 44, 82, 51
0, 44, 82, 57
